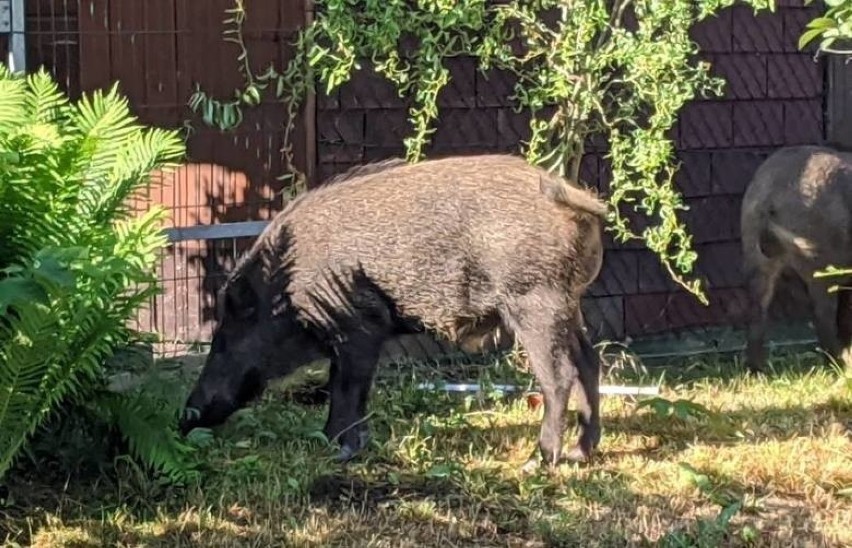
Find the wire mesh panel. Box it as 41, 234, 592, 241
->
26, 0, 311, 354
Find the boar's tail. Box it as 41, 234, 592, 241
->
539, 176, 609, 218
760, 219, 817, 260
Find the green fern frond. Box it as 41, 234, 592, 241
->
0, 66, 27, 133
0, 67, 187, 482
92, 129, 185, 224
93, 392, 199, 483
25, 69, 69, 125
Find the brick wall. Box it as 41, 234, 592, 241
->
316, 3, 826, 342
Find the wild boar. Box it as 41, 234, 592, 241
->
178, 154, 608, 470
741, 145, 852, 372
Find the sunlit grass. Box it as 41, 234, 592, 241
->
2, 348, 850, 547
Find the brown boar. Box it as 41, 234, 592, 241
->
741, 145, 852, 372
179, 154, 608, 470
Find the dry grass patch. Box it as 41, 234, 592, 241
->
1, 351, 850, 547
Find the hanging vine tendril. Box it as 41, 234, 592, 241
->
188, 0, 777, 304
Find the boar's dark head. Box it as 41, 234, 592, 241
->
179, 258, 321, 435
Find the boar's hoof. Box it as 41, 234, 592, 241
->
335, 444, 359, 463
520, 456, 543, 475
563, 444, 593, 464
333, 427, 371, 463
520, 444, 593, 474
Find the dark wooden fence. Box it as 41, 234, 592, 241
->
9, 0, 835, 358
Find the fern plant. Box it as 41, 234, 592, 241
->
0, 65, 195, 483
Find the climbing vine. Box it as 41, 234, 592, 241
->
800, 0, 852, 55
188, 0, 777, 303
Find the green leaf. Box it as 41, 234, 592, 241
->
799, 27, 828, 50
0, 277, 50, 309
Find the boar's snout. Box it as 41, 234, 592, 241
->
179, 349, 266, 436
178, 383, 240, 436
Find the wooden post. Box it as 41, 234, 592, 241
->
303, 0, 317, 186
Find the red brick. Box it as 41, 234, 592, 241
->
710, 53, 767, 99
625, 294, 672, 336
637, 251, 680, 293
364, 109, 412, 147
582, 296, 625, 341
782, 4, 824, 53
317, 144, 363, 164
598, 158, 612, 196
695, 241, 743, 289
363, 146, 406, 163
317, 89, 340, 110
784, 99, 823, 145
665, 288, 748, 331
733, 6, 785, 53
437, 57, 477, 108
340, 65, 405, 109
317, 162, 357, 184
317, 110, 365, 145
497, 109, 531, 150
589, 251, 639, 297
477, 67, 518, 108
691, 10, 732, 53
675, 152, 712, 197
768, 54, 823, 99
579, 154, 599, 189
732, 101, 784, 147
683, 195, 741, 243
679, 102, 733, 149
429, 108, 499, 151
711, 150, 770, 194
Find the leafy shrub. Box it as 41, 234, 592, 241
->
0, 65, 196, 483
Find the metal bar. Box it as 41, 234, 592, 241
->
8, 0, 25, 72
415, 382, 661, 397
164, 220, 271, 243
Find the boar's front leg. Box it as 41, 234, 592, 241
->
805, 276, 843, 365
838, 289, 852, 371
323, 340, 383, 462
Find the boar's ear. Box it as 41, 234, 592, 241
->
223, 275, 258, 320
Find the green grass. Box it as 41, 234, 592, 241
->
1, 347, 850, 547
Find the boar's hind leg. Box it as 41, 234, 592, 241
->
502, 291, 599, 470
323, 336, 386, 462
744, 259, 783, 373
804, 276, 842, 366
563, 324, 601, 463
837, 288, 852, 371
